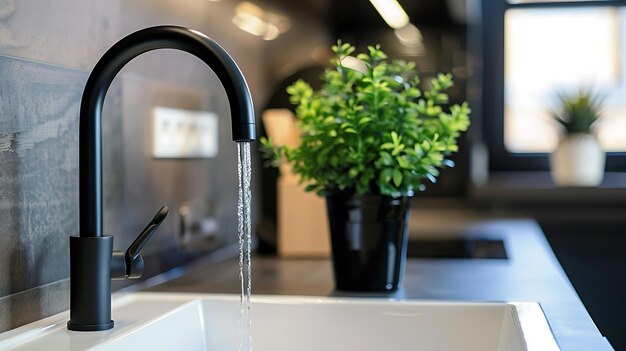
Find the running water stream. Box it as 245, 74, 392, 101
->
237, 142, 253, 351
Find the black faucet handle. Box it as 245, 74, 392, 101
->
111, 206, 169, 279
126, 206, 169, 262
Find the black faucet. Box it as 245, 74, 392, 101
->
68, 26, 256, 331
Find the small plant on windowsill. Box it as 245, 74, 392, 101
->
261, 41, 470, 292
551, 89, 602, 135
550, 89, 605, 187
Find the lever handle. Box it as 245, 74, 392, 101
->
111, 206, 169, 279
126, 206, 169, 262
124, 206, 169, 276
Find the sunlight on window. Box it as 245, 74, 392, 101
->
504, 7, 626, 153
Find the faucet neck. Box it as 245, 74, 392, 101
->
79, 26, 255, 237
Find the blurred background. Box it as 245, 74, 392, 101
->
1, 0, 625, 348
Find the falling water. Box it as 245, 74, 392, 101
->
237, 142, 253, 351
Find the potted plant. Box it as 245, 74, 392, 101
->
550, 90, 604, 187
262, 42, 470, 292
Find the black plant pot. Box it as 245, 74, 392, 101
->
325, 192, 412, 292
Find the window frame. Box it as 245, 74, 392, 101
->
482, 0, 626, 171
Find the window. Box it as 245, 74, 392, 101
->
480, 0, 626, 171
505, 7, 626, 153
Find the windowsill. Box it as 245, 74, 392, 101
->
471, 171, 626, 206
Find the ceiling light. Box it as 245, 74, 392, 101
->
394, 23, 424, 50
262, 23, 280, 41
232, 1, 290, 41
369, 0, 410, 29
233, 12, 266, 36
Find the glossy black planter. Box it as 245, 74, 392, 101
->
326, 192, 412, 292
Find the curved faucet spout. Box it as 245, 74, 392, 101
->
69, 26, 255, 332
79, 25, 256, 237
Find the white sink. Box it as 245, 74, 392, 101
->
0, 292, 559, 351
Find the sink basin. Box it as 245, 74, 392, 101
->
0, 292, 558, 351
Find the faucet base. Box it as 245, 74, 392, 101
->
68, 235, 114, 331
67, 320, 114, 331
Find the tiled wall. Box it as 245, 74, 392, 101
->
0, 0, 328, 332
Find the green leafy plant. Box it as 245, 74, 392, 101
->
261, 41, 470, 197
551, 89, 603, 135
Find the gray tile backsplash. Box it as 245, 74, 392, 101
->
0, 66, 231, 331
0, 52, 245, 331
0, 0, 301, 332
0, 0, 330, 332
0, 57, 84, 298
